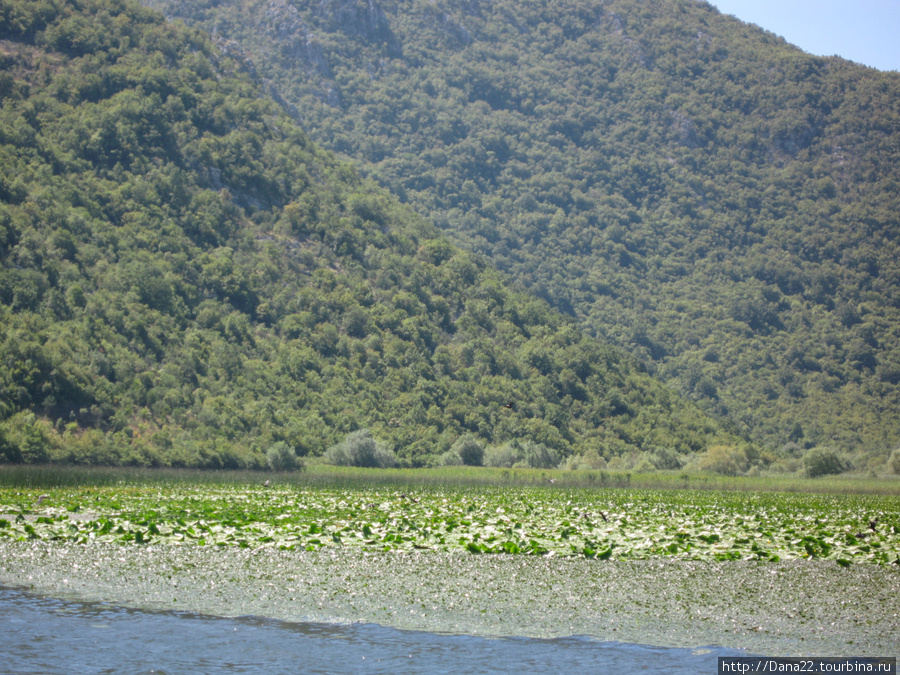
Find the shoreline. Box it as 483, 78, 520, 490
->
1, 540, 898, 656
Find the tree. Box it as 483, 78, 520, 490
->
483, 442, 521, 468
519, 439, 560, 469
889, 447, 900, 475
266, 441, 304, 472
802, 447, 847, 478
450, 434, 484, 466
562, 447, 607, 471
0, 411, 54, 463
650, 447, 683, 470
323, 429, 398, 468
696, 445, 749, 476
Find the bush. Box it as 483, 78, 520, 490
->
890, 447, 900, 475
650, 447, 683, 470
802, 447, 847, 478
323, 429, 398, 468
450, 434, 484, 466
484, 439, 559, 469
607, 452, 640, 471
437, 450, 463, 466
632, 454, 657, 473
484, 442, 521, 468
563, 448, 607, 471
767, 457, 802, 474
519, 440, 560, 469
266, 441, 304, 472
696, 445, 749, 476
0, 411, 55, 464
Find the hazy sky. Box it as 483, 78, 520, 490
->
709, 0, 900, 71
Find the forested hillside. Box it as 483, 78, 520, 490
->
0, 0, 741, 468
144, 0, 900, 465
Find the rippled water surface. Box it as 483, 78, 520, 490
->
0, 585, 745, 674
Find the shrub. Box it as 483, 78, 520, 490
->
323, 429, 398, 468
519, 440, 560, 469
484, 439, 559, 469
802, 447, 847, 478
767, 457, 802, 474
563, 448, 607, 471
780, 442, 803, 457
0, 411, 55, 463
450, 434, 484, 466
632, 454, 657, 473
484, 443, 521, 468
607, 452, 639, 471
438, 450, 463, 466
266, 441, 305, 472
890, 447, 900, 475
650, 447, 683, 470
697, 445, 749, 476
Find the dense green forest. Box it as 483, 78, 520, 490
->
142, 0, 900, 466
0, 0, 745, 469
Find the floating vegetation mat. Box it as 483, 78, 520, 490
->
1, 483, 899, 655
2, 542, 899, 656
1, 484, 898, 565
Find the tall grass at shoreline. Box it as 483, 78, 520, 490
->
2, 463, 898, 495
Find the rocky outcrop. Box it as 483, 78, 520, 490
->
314, 0, 402, 57
671, 111, 700, 148
421, 7, 474, 50
264, 0, 333, 78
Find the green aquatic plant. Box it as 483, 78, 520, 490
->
2, 481, 897, 565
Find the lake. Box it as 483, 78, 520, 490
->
0, 585, 747, 673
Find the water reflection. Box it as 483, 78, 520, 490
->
0, 585, 747, 673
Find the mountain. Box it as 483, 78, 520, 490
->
0, 0, 739, 469
141, 0, 900, 464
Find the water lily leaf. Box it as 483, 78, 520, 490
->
501, 541, 521, 554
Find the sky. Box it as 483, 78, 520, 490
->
708, 0, 900, 72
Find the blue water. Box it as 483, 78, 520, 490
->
0, 585, 747, 673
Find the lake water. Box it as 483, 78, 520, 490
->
0, 585, 748, 673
